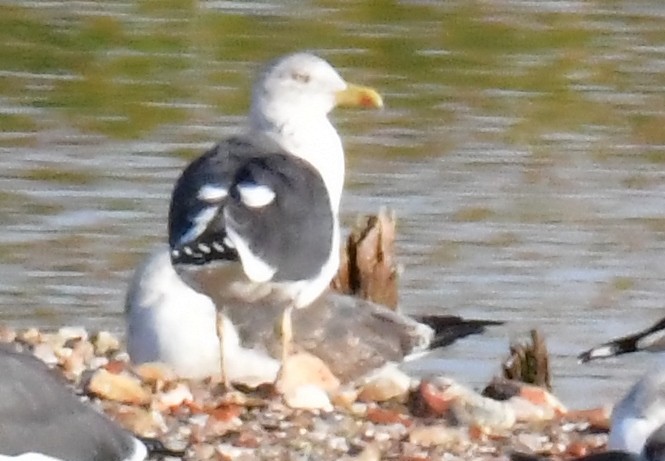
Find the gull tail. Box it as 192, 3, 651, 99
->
412, 315, 502, 349
137, 437, 185, 458
578, 317, 665, 363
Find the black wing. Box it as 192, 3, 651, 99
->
578, 317, 665, 363
413, 315, 503, 349
224, 153, 334, 282
169, 137, 250, 265
169, 137, 334, 282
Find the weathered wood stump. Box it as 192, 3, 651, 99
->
331, 208, 399, 310
501, 329, 551, 390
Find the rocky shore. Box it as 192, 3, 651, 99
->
1, 324, 611, 461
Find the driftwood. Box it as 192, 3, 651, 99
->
331, 208, 399, 310
499, 329, 551, 390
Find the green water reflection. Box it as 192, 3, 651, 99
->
1, 1, 662, 155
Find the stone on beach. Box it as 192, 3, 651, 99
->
87, 368, 151, 405
357, 364, 413, 403
275, 350, 340, 411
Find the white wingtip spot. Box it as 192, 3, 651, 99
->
237, 183, 276, 208
586, 346, 614, 359
198, 184, 228, 202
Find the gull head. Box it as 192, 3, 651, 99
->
248, 52, 383, 214
250, 52, 383, 124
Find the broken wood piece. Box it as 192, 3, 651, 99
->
332, 208, 399, 310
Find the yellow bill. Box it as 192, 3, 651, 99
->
335, 84, 383, 109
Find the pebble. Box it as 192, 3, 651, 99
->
282, 383, 334, 412
87, 368, 151, 405
276, 351, 340, 395
348, 443, 382, 461
0, 324, 17, 343
358, 365, 411, 402
327, 436, 349, 452
110, 406, 163, 437
57, 326, 88, 343
18, 327, 41, 345
216, 443, 256, 459
408, 425, 466, 447
419, 377, 518, 430
516, 432, 549, 452
134, 362, 178, 386
92, 330, 121, 355
155, 382, 194, 410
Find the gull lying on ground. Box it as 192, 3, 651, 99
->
0, 344, 177, 461
126, 245, 501, 385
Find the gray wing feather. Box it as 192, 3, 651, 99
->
0, 345, 140, 460
224, 291, 433, 382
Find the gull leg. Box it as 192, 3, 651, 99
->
281, 305, 294, 363
216, 311, 231, 390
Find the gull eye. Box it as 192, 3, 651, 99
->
291, 71, 311, 84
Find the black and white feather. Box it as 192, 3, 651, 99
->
578, 318, 665, 458
579, 317, 665, 363
168, 137, 336, 306
168, 137, 248, 265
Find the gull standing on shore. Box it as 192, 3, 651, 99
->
127, 52, 383, 381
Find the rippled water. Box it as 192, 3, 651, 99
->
1, 0, 665, 408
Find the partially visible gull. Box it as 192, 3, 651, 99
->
510, 450, 642, 461
579, 319, 665, 458
170, 144, 337, 376
126, 245, 501, 385
125, 246, 220, 380
607, 367, 665, 458
0, 344, 155, 461
579, 318, 665, 363
165, 52, 382, 377
510, 425, 665, 461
